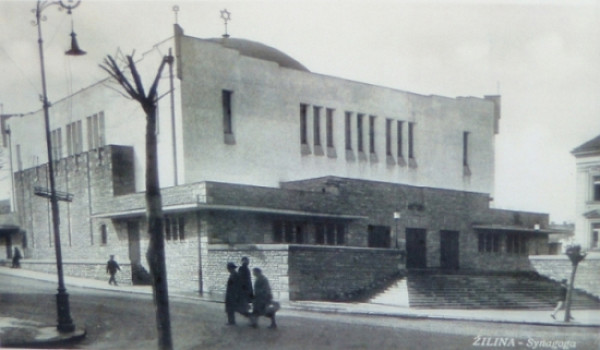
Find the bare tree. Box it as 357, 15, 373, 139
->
100, 54, 172, 350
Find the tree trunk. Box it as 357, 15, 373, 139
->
563, 263, 578, 322
144, 105, 173, 349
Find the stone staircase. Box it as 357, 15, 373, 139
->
369, 278, 410, 307
405, 270, 600, 309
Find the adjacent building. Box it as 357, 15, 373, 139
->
0, 25, 553, 300
572, 134, 600, 250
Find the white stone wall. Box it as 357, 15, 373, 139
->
179, 34, 498, 195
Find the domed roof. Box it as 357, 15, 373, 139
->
206, 37, 309, 72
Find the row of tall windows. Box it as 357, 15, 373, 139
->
165, 215, 186, 241
300, 104, 417, 162
478, 232, 528, 255
48, 111, 106, 159
272, 220, 346, 246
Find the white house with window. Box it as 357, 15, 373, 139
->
572, 134, 600, 250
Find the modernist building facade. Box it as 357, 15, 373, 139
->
572, 134, 600, 250
0, 25, 553, 300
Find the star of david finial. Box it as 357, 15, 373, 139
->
220, 9, 231, 38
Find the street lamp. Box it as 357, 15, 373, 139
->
33, 0, 85, 333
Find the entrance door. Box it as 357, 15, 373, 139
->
440, 230, 459, 270
127, 221, 141, 265
406, 228, 427, 268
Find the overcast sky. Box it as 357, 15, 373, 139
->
0, 0, 598, 224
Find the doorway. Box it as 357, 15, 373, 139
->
440, 230, 459, 270
406, 228, 427, 268
127, 221, 141, 265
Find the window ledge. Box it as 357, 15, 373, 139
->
386, 155, 396, 166
358, 151, 368, 162
463, 165, 472, 177
301, 143, 311, 156
224, 133, 236, 145
408, 157, 418, 169
397, 156, 407, 167
327, 147, 337, 158
369, 152, 378, 163
345, 149, 355, 162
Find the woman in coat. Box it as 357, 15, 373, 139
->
250, 267, 277, 329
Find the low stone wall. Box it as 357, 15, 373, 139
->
288, 245, 403, 301
20, 259, 133, 286
205, 244, 290, 300
530, 253, 600, 298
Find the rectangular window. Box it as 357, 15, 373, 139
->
478, 232, 499, 253
593, 176, 600, 201
336, 224, 345, 245
397, 121, 404, 158
463, 131, 469, 166
66, 124, 73, 156
284, 221, 294, 243
345, 112, 352, 150
273, 221, 283, 243
67, 121, 83, 155
164, 216, 185, 241
100, 225, 107, 245
326, 108, 334, 148
506, 234, 527, 255
98, 111, 106, 147
357, 114, 364, 152
592, 223, 600, 248
295, 224, 304, 244
300, 104, 308, 145
315, 223, 325, 244
326, 224, 336, 245
369, 115, 376, 154
76, 120, 83, 153
222, 90, 233, 134
313, 106, 321, 146
408, 122, 415, 159
51, 128, 62, 160
386, 119, 392, 156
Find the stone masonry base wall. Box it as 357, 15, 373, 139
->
205, 244, 290, 301
288, 245, 403, 301
530, 253, 600, 298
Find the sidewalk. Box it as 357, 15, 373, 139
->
1, 266, 599, 347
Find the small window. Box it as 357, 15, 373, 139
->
397, 121, 404, 158
506, 234, 527, 255
345, 112, 352, 150
408, 122, 415, 159
477, 232, 499, 253
222, 90, 233, 135
100, 225, 107, 245
315, 223, 325, 244
300, 104, 308, 145
284, 222, 294, 243
593, 176, 600, 201
326, 108, 334, 148
386, 119, 393, 156
357, 114, 364, 152
313, 106, 321, 146
164, 216, 185, 241
463, 131, 469, 166
326, 224, 336, 245
591, 223, 600, 248
273, 221, 283, 243
369, 115, 376, 154
336, 224, 345, 245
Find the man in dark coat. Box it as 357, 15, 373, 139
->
238, 257, 254, 302
250, 267, 278, 329
225, 262, 249, 325
11, 247, 22, 268
106, 255, 121, 286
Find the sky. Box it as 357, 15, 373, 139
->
0, 0, 598, 224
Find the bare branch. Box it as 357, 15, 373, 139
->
101, 81, 133, 100
99, 55, 140, 101
127, 55, 146, 99
147, 57, 168, 102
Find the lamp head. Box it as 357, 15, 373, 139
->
65, 31, 86, 56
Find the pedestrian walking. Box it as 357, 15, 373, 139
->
225, 262, 250, 325
551, 279, 569, 320
106, 255, 121, 286
239, 256, 254, 302
11, 247, 22, 268
250, 267, 278, 329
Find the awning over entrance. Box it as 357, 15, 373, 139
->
472, 224, 554, 235
92, 203, 366, 221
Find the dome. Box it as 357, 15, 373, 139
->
206, 37, 309, 72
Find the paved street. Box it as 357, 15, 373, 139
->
0, 275, 598, 350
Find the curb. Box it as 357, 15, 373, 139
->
0, 326, 86, 349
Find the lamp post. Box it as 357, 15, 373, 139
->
33, 0, 85, 333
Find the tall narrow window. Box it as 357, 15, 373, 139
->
593, 176, 600, 201
222, 90, 233, 135
357, 114, 364, 152
100, 225, 107, 245
336, 224, 345, 245
51, 128, 62, 160
300, 104, 308, 145
397, 121, 404, 158
66, 124, 73, 156
385, 119, 392, 156
326, 108, 334, 148
408, 122, 415, 159
98, 111, 106, 147
86, 115, 93, 150
326, 224, 336, 245
369, 115, 376, 154
315, 223, 325, 244
463, 132, 469, 166
345, 112, 352, 150
76, 120, 83, 153
313, 106, 321, 146
273, 221, 283, 243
